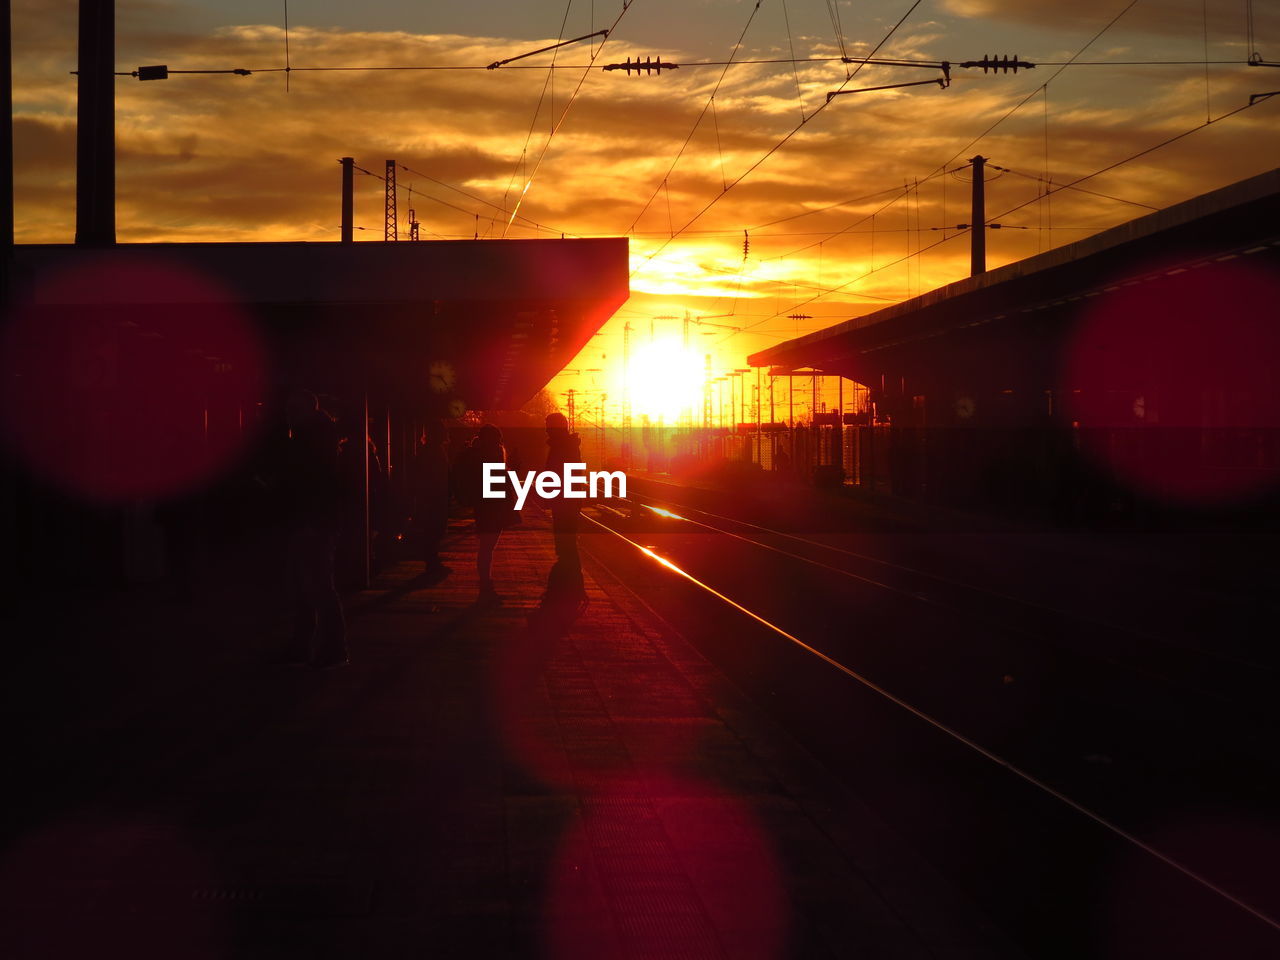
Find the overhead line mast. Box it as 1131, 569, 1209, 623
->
384, 160, 397, 242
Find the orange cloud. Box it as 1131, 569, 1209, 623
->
9, 2, 1280, 406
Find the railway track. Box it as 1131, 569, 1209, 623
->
575, 487, 1280, 958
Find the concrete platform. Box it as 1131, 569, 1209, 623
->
1, 509, 1024, 959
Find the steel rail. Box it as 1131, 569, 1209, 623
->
580, 510, 1280, 936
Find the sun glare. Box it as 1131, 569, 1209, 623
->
625, 338, 704, 423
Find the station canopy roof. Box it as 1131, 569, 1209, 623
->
8, 237, 629, 410
749, 168, 1280, 383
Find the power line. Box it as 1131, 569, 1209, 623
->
394, 162, 573, 236
934, 0, 1140, 177
235, 57, 1251, 74
987, 97, 1273, 226
826, 0, 850, 66
761, 168, 963, 263
749, 184, 920, 229
630, 0, 928, 279
721, 91, 1272, 345
486, 29, 608, 70
992, 165, 1159, 210
496, 0, 578, 236
625, 0, 770, 235
499, 0, 638, 236
781, 0, 806, 120
281, 0, 291, 91
730, 0, 1140, 284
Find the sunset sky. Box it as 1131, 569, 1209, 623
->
10, 0, 1280, 420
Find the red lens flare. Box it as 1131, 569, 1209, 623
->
0, 255, 265, 502
1061, 258, 1280, 505
543, 773, 788, 960
490, 621, 704, 789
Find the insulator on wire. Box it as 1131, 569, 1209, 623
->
602, 56, 679, 75
958, 55, 1035, 73
743, 230, 749, 259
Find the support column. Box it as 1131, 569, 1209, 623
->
2, 0, 12, 257
970, 154, 987, 276
340, 157, 354, 243
76, 0, 115, 245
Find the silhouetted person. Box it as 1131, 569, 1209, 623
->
455, 424, 512, 607
542, 412, 587, 608
417, 418, 452, 582
282, 389, 348, 668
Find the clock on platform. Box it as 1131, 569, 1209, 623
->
428, 360, 457, 394
447, 397, 467, 419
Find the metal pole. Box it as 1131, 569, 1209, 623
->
769, 374, 775, 427
384, 159, 397, 241
361, 390, 371, 588
812, 371, 818, 468
838, 375, 844, 474
340, 157, 354, 243
1, 0, 12, 256
75, 0, 115, 245
755, 368, 762, 466
970, 154, 986, 276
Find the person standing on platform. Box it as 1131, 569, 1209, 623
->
542, 412, 587, 608
455, 424, 513, 607
282, 388, 348, 668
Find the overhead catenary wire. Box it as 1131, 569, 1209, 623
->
932, 0, 1141, 182
486, 29, 608, 70
749, 183, 925, 229
720, 89, 1274, 345
993, 165, 1159, 211
781, 0, 807, 120
826, 0, 850, 67
495, 0, 578, 236
499, 0, 638, 236
716, 0, 1143, 323
630, 0, 928, 279
238, 58, 1252, 74
170, 2, 1266, 311
733, 0, 1135, 262
122, 55, 1254, 80
984, 96, 1273, 227
282, 0, 290, 91
394, 162, 570, 234
761, 166, 963, 263
348, 162, 512, 232
625, 0, 770, 235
